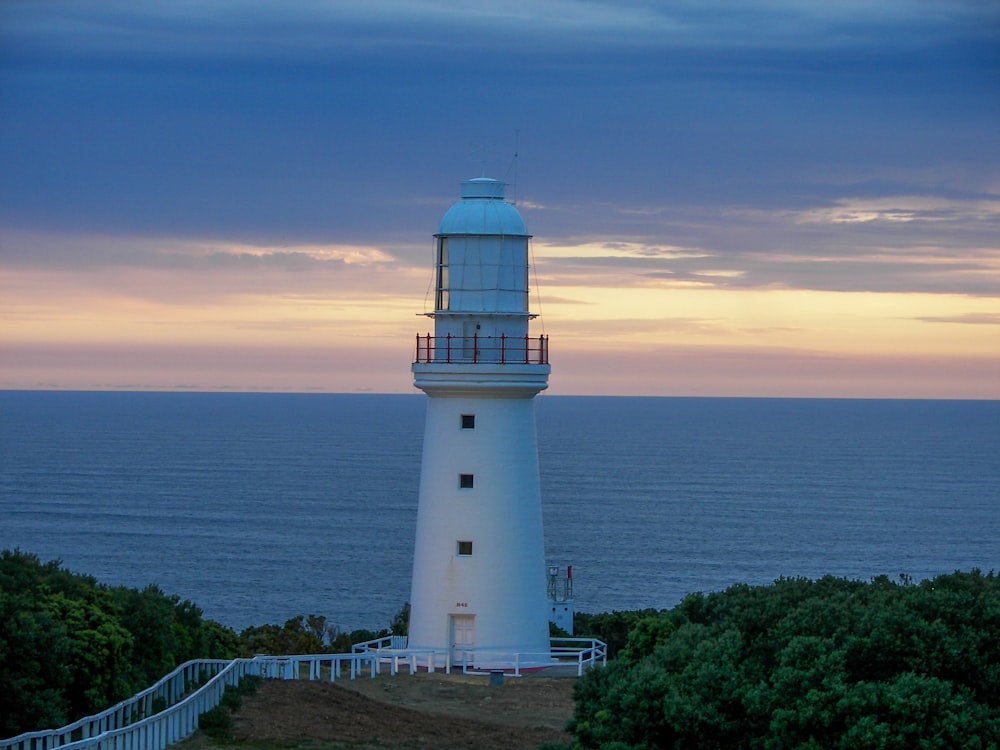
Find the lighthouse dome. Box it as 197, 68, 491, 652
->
438, 178, 528, 236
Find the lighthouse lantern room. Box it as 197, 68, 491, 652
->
408, 177, 551, 668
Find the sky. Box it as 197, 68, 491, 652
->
1, 1, 998, 398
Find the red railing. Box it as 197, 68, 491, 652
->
414, 334, 549, 365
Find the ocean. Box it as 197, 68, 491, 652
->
1, 392, 996, 633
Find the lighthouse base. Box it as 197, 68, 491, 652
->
407, 378, 551, 669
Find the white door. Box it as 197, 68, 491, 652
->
450, 615, 475, 666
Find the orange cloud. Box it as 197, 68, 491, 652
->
2, 232, 997, 398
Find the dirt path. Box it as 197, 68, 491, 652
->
184, 671, 577, 749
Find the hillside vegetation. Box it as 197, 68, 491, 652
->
569, 571, 1000, 748
4, 550, 997, 747
0, 549, 398, 737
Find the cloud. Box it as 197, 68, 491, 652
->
785, 196, 1000, 226
535, 240, 711, 261
0, 229, 400, 270
5, 0, 995, 67
183, 243, 396, 270
1, 0, 997, 398
0, 340, 412, 393
3, 0, 995, 243
549, 343, 1000, 399
916, 312, 1000, 325
533, 221, 1000, 296
0, 235, 427, 315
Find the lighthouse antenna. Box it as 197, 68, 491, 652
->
503, 129, 520, 205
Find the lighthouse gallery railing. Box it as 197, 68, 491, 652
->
414, 334, 549, 365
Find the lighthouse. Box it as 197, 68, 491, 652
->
408, 176, 551, 668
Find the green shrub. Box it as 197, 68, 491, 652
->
569, 571, 1000, 749
197, 677, 261, 742
197, 705, 233, 741
573, 608, 666, 658
0, 549, 239, 737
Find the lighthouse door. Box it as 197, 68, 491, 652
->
449, 614, 475, 666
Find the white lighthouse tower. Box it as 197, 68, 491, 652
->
408, 176, 551, 668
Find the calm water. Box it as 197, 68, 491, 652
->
1, 392, 996, 632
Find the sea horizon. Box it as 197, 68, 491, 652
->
2, 391, 997, 632
3, 387, 997, 401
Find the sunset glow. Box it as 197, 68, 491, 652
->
1, 2, 997, 398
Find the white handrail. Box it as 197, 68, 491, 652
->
2, 638, 607, 750
0, 654, 380, 750
1, 659, 231, 750
550, 637, 609, 675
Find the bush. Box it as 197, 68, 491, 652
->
569, 571, 1000, 749
0, 549, 408, 739
197, 676, 261, 742
573, 609, 666, 658
196, 705, 233, 740
238, 614, 393, 656
0, 549, 239, 737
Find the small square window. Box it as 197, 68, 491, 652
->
461, 414, 475, 429
457, 540, 473, 556
459, 474, 474, 489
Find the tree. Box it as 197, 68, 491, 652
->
573, 609, 666, 659
390, 603, 410, 636
40, 591, 134, 721
0, 549, 239, 737
0, 589, 72, 735
239, 615, 340, 656
569, 571, 1000, 749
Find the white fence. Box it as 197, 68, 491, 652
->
2, 638, 607, 750
450, 638, 607, 677
352, 636, 608, 677
549, 637, 609, 676
0, 653, 381, 750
